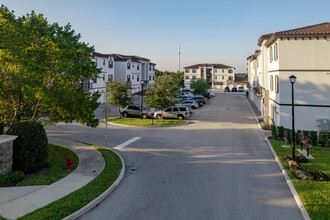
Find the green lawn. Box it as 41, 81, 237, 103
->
108, 117, 187, 126
17, 144, 79, 186
269, 139, 330, 220
18, 146, 121, 220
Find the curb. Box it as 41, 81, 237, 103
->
245, 98, 311, 220
63, 148, 126, 220
107, 120, 190, 128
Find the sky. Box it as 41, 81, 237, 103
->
2, 0, 330, 73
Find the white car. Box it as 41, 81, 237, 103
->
154, 106, 190, 120
176, 100, 199, 109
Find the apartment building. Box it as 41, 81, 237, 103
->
83, 52, 156, 103
184, 64, 235, 90
248, 22, 330, 131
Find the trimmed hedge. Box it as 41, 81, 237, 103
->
7, 121, 48, 173
0, 171, 24, 185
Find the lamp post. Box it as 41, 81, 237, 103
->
289, 75, 296, 161
140, 80, 144, 120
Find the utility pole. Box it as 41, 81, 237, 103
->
178, 44, 181, 73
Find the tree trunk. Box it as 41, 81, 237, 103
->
0, 124, 4, 135
161, 109, 164, 123
118, 106, 121, 119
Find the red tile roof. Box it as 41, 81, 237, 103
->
258, 22, 330, 46
184, 63, 235, 69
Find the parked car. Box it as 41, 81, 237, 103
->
201, 92, 211, 99
224, 87, 230, 93
120, 105, 152, 119
232, 87, 237, 92
238, 87, 244, 92
154, 106, 190, 120
208, 91, 215, 97
176, 100, 199, 109
187, 96, 206, 107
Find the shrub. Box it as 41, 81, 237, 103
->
286, 129, 292, 144
278, 126, 284, 140
271, 124, 278, 139
310, 131, 318, 146
0, 171, 24, 185
295, 130, 302, 145
318, 131, 330, 147
7, 121, 48, 173
302, 130, 310, 140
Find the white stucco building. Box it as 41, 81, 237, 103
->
248, 22, 330, 131
82, 52, 156, 103
183, 64, 235, 90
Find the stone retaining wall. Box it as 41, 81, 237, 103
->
0, 135, 18, 175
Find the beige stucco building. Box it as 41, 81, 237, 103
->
248, 22, 330, 131
184, 64, 235, 90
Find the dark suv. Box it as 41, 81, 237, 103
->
224, 87, 230, 92
187, 96, 206, 107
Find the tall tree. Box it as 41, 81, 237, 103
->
145, 74, 180, 122
0, 5, 101, 133
105, 79, 133, 118
190, 78, 209, 94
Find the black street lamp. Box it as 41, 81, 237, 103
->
140, 80, 148, 119
289, 75, 296, 161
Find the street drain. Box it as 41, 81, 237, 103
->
131, 168, 136, 171
93, 170, 96, 173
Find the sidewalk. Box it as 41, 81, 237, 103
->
0, 138, 105, 220
246, 98, 271, 137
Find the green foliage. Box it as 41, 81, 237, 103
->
155, 69, 184, 86
0, 171, 24, 185
190, 78, 209, 94
271, 124, 278, 139
106, 79, 133, 118
318, 131, 330, 147
0, 5, 100, 130
310, 131, 318, 146
295, 130, 302, 145
145, 74, 180, 121
17, 144, 78, 186
7, 121, 48, 173
286, 129, 292, 144
277, 126, 284, 140
303, 130, 310, 140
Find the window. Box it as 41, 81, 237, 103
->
215, 76, 217, 79
228, 76, 233, 80
192, 69, 196, 73
185, 76, 189, 79
201, 68, 204, 73
133, 106, 140, 110
149, 75, 151, 81
132, 63, 134, 68
127, 75, 131, 82
95, 58, 97, 66
222, 69, 224, 73
173, 107, 179, 112
274, 43, 278, 61
127, 62, 131, 69
215, 69, 217, 73
102, 74, 105, 81
137, 75, 140, 81
149, 65, 151, 71
153, 75, 155, 80
228, 69, 233, 73
222, 76, 224, 80
137, 64, 139, 70
108, 60, 113, 68
93, 78, 97, 83
128, 106, 134, 110
165, 108, 171, 112
192, 76, 196, 80
269, 47, 273, 63
108, 74, 113, 81
275, 75, 279, 93
132, 75, 135, 80
103, 59, 105, 65
185, 69, 189, 73
270, 75, 273, 91
179, 107, 186, 111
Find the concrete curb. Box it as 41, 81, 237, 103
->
107, 120, 190, 128
63, 148, 126, 220
245, 98, 311, 220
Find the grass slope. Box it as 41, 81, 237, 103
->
269, 139, 330, 220
109, 116, 187, 126
18, 146, 121, 220
17, 144, 79, 186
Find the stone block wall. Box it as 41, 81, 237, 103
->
0, 135, 17, 175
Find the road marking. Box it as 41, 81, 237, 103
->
113, 137, 141, 150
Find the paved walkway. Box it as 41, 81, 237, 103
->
247, 98, 272, 137
0, 138, 105, 219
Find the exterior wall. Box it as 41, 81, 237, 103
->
0, 135, 17, 175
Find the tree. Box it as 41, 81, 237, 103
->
106, 79, 133, 118
145, 74, 180, 122
190, 78, 209, 94
0, 5, 101, 133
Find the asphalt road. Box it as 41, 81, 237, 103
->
45, 93, 303, 220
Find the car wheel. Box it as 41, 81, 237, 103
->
192, 106, 196, 109
156, 114, 161, 119
123, 112, 128, 117
178, 115, 184, 120
142, 114, 147, 119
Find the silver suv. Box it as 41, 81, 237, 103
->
176, 100, 199, 109
120, 105, 152, 119
154, 106, 190, 120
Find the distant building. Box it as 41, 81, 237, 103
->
248, 22, 330, 131
183, 64, 235, 90
82, 52, 156, 103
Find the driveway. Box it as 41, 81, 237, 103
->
46, 93, 303, 220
